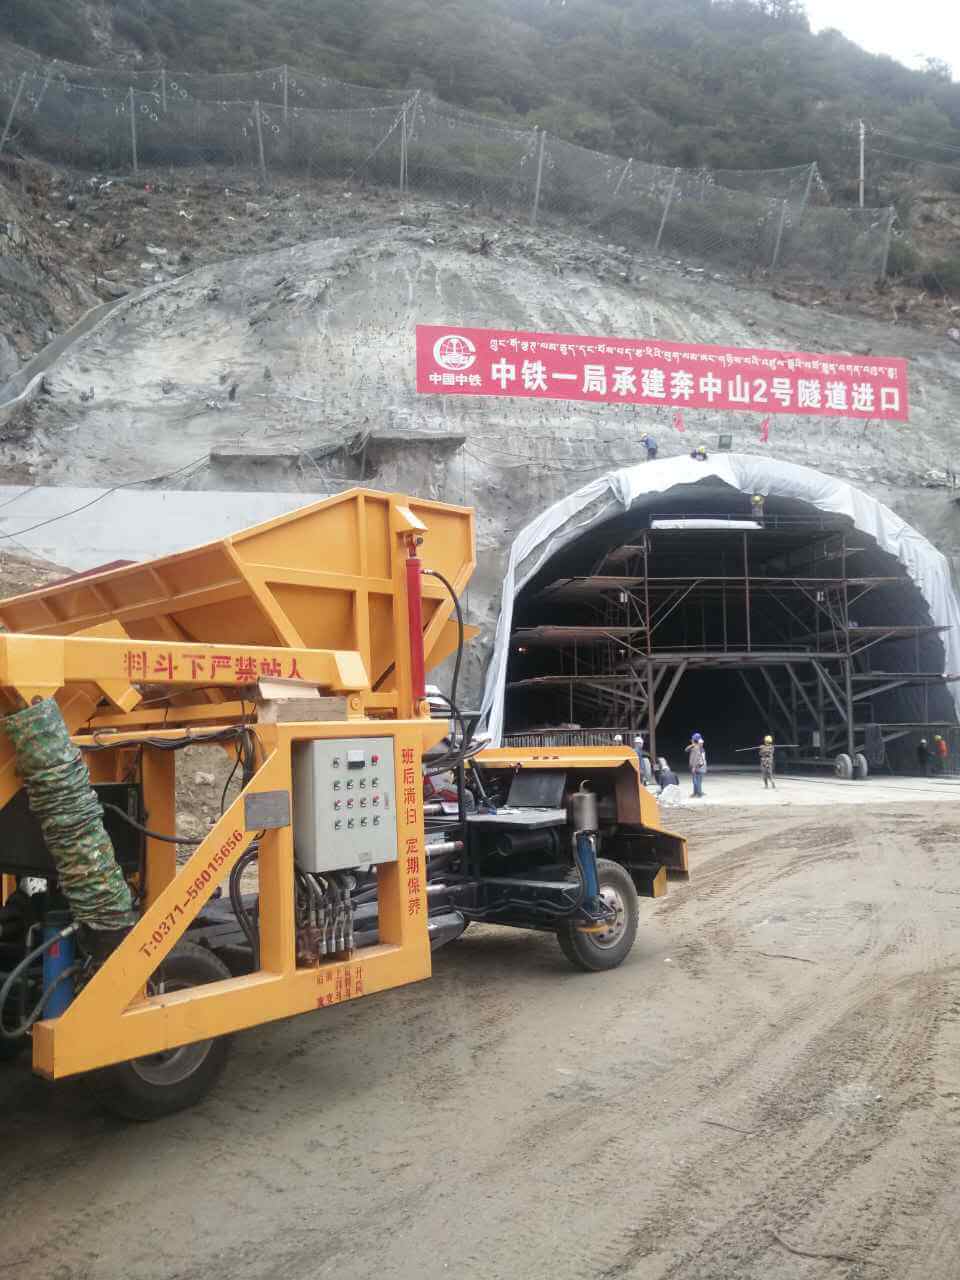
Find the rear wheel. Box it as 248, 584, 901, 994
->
557, 859, 639, 973
96, 943, 232, 1121
834, 753, 853, 780
854, 752, 869, 780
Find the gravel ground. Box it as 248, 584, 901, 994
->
2, 791, 960, 1279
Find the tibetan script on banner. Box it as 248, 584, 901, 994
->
415, 325, 908, 421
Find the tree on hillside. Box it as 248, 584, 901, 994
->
755, 0, 808, 26
1, 0, 959, 199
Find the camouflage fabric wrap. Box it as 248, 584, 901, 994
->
3, 699, 135, 930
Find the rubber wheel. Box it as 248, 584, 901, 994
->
557, 859, 640, 973
854, 752, 869, 780
834, 753, 854, 780
96, 943, 233, 1121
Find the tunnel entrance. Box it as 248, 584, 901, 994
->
502, 476, 957, 774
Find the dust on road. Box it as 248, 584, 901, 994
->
3, 800, 960, 1280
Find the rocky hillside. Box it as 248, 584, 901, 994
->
1, 174, 957, 683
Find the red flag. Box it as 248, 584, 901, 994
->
759, 416, 771, 444
672, 410, 686, 434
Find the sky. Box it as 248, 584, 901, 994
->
803, 0, 960, 79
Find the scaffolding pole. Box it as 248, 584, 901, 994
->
0, 71, 26, 156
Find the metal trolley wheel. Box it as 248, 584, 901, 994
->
97, 943, 233, 1121
834, 753, 854, 780
558, 859, 640, 973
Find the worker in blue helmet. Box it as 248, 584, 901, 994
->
685, 731, 707, 798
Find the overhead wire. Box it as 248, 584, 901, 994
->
867, 146, 960, 173
0, 453, 211, 543
869, 128, 960, 157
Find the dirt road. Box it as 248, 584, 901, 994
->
4, 799, 960, 1280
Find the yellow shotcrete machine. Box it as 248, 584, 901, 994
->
0, 489, 686, 1118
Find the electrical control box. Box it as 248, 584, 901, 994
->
292, 737, 397, 873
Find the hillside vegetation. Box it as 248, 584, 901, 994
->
2, 0, 959, 199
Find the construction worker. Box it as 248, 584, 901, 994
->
633, 734, 653, 783
917, 738, 931, 777
685, 732, 707, 797
758, 734, 776, 789
656, 758, 681, 803
935, 734, 949, 772
690, 444, 708, 462
750, 493, 765, 521
641, 434, 658, 461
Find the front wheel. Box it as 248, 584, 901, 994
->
557, 859, 639, 973
96, 943, 233, 1121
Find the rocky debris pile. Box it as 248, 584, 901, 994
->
0, 549, 68, 598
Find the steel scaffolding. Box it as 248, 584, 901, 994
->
505, 515, 956, 774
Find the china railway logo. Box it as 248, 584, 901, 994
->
433, 333, 476, 372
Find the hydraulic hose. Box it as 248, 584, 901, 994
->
2, 698, 135, 932
0, 925, 79, 1040
421, 569, 463, 713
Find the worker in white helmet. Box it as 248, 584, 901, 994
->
758, 734, 776, 789
632, 733, 653, 784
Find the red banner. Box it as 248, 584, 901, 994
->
415, 324, 908, 421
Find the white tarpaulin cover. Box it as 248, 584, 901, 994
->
479, 453, 960, 743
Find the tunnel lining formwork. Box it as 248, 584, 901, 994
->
480, 456, 960, 772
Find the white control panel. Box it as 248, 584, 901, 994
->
292, 737, 397, 874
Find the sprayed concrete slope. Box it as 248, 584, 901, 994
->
2, 217, 958, 692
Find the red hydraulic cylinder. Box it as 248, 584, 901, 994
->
405, 550, 427, 706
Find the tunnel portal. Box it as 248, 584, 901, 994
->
503, 477, 956, 775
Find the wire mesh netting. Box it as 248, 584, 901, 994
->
0, 45, 895, 284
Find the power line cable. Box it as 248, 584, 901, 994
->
869, 146, 960, 173
870, 129, 960, 157
0, 454, 211, 543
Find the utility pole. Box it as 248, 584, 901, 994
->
531, 128, 547, 226
35, 60, 57, 115
797, 160, 816, 219
858, 119, 865, 209
654, 167, 680, 252
399, 100, 408, 193
613, 157, 632, 198
770, 198, 789, 270
129, 86, 139, 177
254, 100, 268, 189
880, 205, 896, 279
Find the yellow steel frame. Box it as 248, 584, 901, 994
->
476, 747, 689, 876
476, 747, 672, 833
33, 717, 444, 1080
0, 488, 475, 1081
0, 631, 445, 1079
